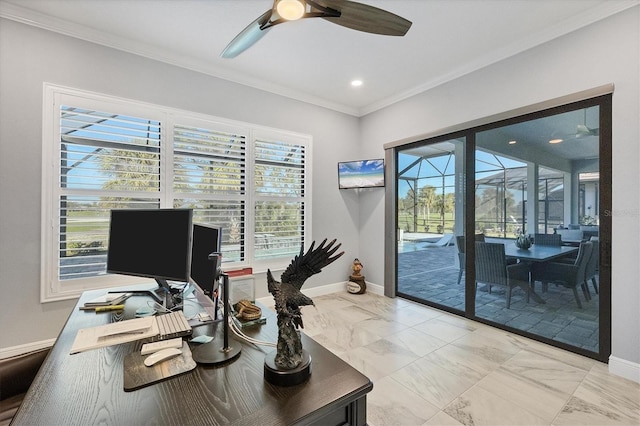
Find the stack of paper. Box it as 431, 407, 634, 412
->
83, 292, 131, 307
70, 316, 159, 354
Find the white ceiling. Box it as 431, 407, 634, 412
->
0, 0, 637, 116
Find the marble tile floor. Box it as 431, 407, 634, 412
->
299, 291, 640, 426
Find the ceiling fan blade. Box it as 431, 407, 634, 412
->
576, 124, 599, 137
315, 0, 411, 36
221, 9, 273, 58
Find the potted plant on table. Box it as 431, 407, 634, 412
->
515, 233, 532, 250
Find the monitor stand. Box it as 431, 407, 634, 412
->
191, 273, 241, 365
108, 278, 182, 311
154, 278, 182, 310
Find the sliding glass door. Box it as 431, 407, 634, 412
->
396, 137, 466, 312
474, 105, 603, 354
392, 94, 611, 361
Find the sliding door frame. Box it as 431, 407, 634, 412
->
385, 86, 612, 362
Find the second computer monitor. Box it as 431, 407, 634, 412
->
190, 223, 222, 298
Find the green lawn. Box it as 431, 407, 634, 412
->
398, 212, 520, 237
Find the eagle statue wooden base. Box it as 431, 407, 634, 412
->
264, 239, 344, 386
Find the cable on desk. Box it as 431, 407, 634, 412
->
141, 299, 202, 322
149, 301, 169, 313
228, 316, 276, 347
224, 299, 276, 348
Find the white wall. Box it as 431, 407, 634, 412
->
359, 7, 640, 369
0, 19, 360, 349
1, 6, 638, 376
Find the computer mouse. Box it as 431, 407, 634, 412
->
144, 347, 182, 367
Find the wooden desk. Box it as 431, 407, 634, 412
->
12, 286, 372, 425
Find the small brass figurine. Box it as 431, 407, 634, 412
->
348, 258, 367, 294
351, 258, 363, 277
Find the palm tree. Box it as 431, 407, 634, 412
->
418, 185, 437, 227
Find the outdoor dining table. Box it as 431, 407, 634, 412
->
502, 243, 579, 262
483, 241, 580, 305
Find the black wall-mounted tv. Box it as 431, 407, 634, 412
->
338, 159, 385, 189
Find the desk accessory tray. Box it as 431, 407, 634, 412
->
123, 341, 196, 391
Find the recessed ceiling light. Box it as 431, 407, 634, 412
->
549, 138, 564, 144
508, 140, 517, 145
351, 80, 363, 87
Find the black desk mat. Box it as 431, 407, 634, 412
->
123, 341, 196, 391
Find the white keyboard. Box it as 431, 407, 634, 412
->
151, 311, 192, 341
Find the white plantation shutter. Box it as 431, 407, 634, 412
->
173, 123, 248, 263
43, 85, 311, 301
173, 124, 246, 195
58, 106, 162, 282
253, 136, 306, 260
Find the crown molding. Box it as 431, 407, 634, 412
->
359, 0, 639, 116
2, 0, 637, 118
0, 1, 360, 116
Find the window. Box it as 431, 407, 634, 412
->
538, 167, 564, 233
42, 84, 311, 302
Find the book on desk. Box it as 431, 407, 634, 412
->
81, 292, 131, 308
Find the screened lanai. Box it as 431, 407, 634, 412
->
398, 147, 566, 241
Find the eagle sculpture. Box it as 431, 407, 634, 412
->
267, 238, 344, 370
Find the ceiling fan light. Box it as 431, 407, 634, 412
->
277, 0, 305, 21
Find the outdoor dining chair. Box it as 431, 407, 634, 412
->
455, 234, 485, 285
530, 241, 593, 308
533, 233, 562, 246
583, 239, 599, 298
475, 241, 531, 309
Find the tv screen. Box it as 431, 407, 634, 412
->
338, 159, 385, 189
106, 209, 193, 283
190, 223, 222, 298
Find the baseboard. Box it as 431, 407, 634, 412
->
609, 355, 640, 383
256, 280, 385, 308
361, 282, 384, 295
0, 338, 56, 359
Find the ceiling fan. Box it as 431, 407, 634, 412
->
574, 123, 599, 138
548, 108, 599, 144
221, 0, 412, 58
570, 109, 600, 139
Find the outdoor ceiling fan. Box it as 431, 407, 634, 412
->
221, 0, 412, 58
566, 110, 600, 140
574, 123, 599, 138
549, 109, 600, 144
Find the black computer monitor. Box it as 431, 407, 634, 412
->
106, 208, 193, 308
190, 223, 222, 298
